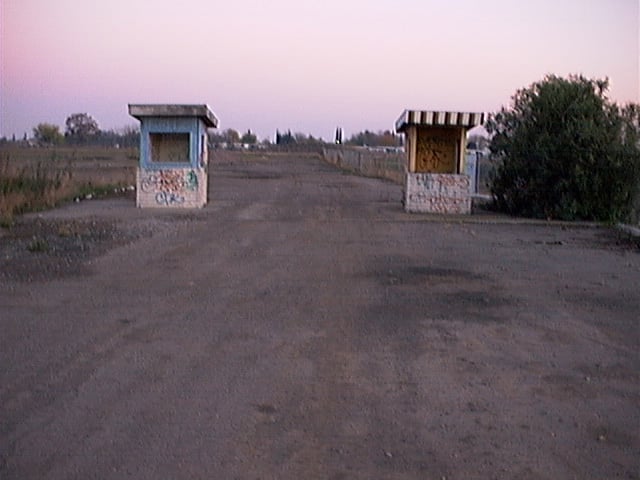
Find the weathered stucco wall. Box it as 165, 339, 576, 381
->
404, 173, 471, 214
136, 168, 207, 208
322, 146, 405, 184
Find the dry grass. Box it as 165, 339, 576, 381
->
0, 161, 73, 223
0, 145, 137, 224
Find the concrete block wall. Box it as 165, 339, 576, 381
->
322, 147, 405, 184
405, 173, 471, 214
136, 168, 207, 208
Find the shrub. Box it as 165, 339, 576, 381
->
487, 75, 640, 222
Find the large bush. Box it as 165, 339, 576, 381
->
487, 75, 640, 222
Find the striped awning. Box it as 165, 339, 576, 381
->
395, 110, 485, 132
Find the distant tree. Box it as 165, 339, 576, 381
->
118, 125, 140, 147
33, 123, 64, 146
292, 132, 314, 144
207, 131, 224, 145
97, 125, 139, 148
296, 133, 324, 145
379, 130, 398, 147
347, 130, 400, 147
240, 129, 257, 144
65, 113, 100, 143
224, 128, 240, 144
487, 74, 640, 222
224, 129, 240, 143
275, 130, 296, 145
208, 128, 242, 147
308, 134, 324, 144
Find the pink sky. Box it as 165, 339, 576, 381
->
1, 0, 638, 141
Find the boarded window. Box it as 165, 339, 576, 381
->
415, 127, 459, 174
150, 133, 190, 163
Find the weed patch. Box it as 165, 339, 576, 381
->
0, 159, 73, 218
26, 237, 49, 253
0, 146, 135, 219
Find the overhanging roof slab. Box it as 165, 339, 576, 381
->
128, 104, 218, 128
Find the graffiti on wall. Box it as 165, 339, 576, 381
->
415, 128, 458, 174
139, 170, 199, 206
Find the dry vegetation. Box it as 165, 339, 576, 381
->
0, 145, 137, 224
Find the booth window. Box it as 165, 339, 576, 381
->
149, 133, 190, 163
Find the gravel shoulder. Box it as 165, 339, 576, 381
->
1, 153, 639, 479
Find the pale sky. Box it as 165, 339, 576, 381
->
1, 0, 638, 141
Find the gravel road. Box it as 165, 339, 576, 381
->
1, 153, 639, 479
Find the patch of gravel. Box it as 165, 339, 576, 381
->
0, 217, 154, 282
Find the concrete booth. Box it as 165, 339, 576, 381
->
395, 110, 484, 214
128, 104, 218, 208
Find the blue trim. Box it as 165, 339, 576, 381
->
139, 117, 207, 169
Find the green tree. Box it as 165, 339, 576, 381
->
294, 132, 323, 145
222, 128, 240, 144
276, 130, 296, 145
208, 128, 242, 147
487, 74, 640, 222
240, 129, 257, 144
32, 123, 64, 146
65, 113, 100, 143
347, 130, 400, 147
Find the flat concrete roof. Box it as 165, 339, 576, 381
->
395, 110, 484, 133
128, 104, 218, 128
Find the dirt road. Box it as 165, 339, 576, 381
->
1, 153, 639, 479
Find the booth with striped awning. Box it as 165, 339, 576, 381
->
395, 109, 485, 214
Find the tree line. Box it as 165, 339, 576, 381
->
3, 117, 408, 150
0, 113, 139, 148
205, 128, 405, 148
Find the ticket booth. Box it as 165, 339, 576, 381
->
395, 110, 484, 214
128, 104, 218, 208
